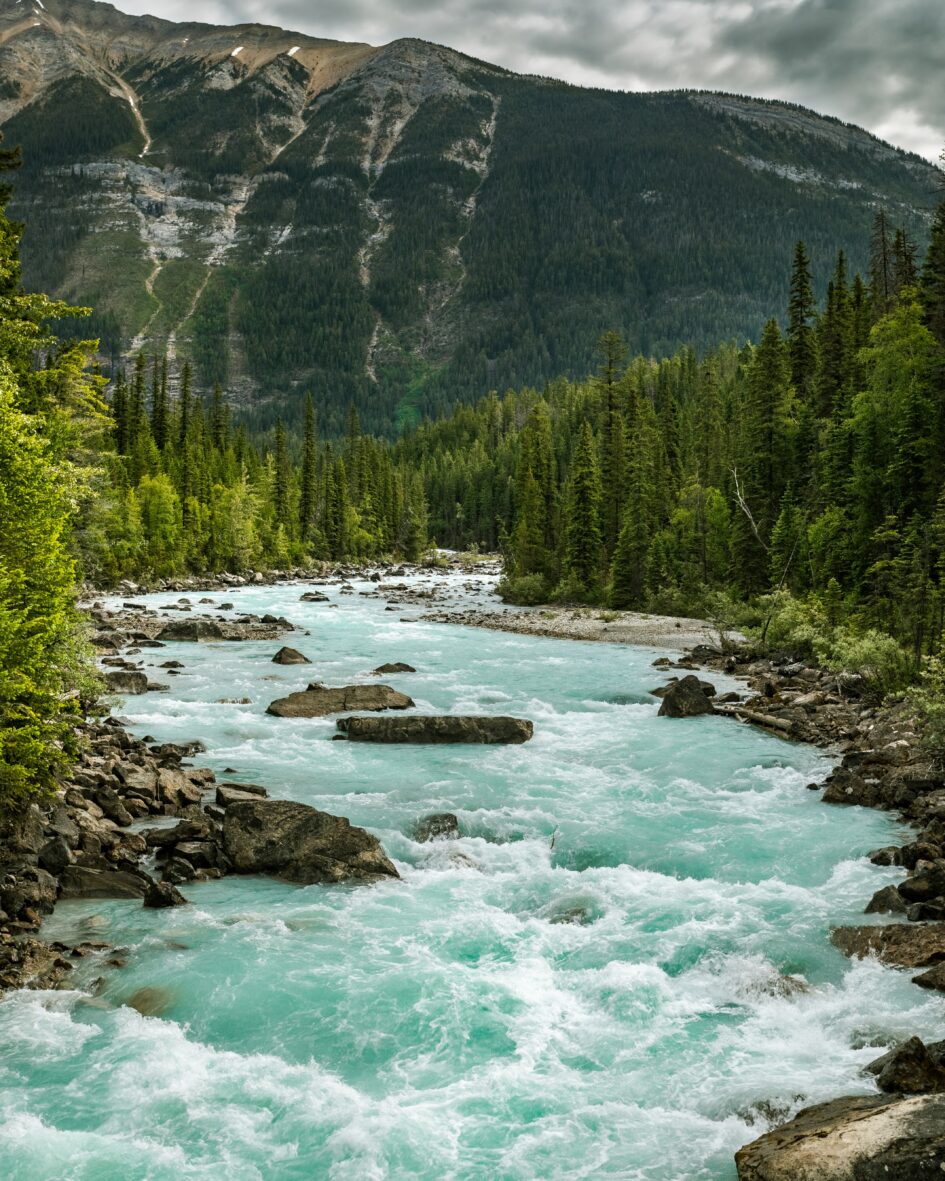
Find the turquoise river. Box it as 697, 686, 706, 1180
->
1, 574, 942, 1180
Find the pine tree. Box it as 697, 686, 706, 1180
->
869, 208, 894, 319
563, 421, 603, 594
787, 240, 817, 401
920, 196, 945, 346
299, 393, 318, 539
273, 418, 290, 528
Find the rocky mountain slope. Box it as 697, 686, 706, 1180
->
1, 0, 941, 431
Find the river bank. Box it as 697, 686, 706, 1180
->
1, 578, 943, 1179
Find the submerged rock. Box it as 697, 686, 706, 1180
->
266, 683, 413, 718
222, 799, 399, 884
413, 812, 460, 842
656, 675, 715, 718
272, 646, 311, 665
735, 1093, 945, 1180
338, 715, 534, 744
125, 986, 174, 1017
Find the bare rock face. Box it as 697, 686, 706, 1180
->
338, 715, 533, 744
222, 799, 399, 884
105, 669, 149, 694
830, 922, 945, 967
266, 683, 414, 718
734, 1093, 945, 1180
272, 646, 311, 665
656, 675, 715, 718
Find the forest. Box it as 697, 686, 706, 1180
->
2, 121, 945, 797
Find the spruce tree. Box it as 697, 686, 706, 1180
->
920, 196, 945, 346
787, 240, 817, 401
299, 393, 318, 539
563, 421, 603, 595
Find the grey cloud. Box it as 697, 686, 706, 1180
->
120, 0, 945, 159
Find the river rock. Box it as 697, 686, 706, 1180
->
831, 922, 945, 967
104, 670, 148, 695
373, 662, 416, 674
222, 799, 399, 884
864, 884, 908, 914
272, 646, 311, 665
300, 592, 330, 602
866, 1037, 945, 1094
216, 783, 269, 807
143, 879, 188, 908
338, 715, 534, 744
734, 1093, 945, 1180
156, 619, 224, 641
266, 683, 414, 718
58, 866, 151, 900
414, 812, 460, 841
913, 963, 945, 991
656, 675, 715, 718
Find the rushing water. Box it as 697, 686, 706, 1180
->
2, 575, 942, 1181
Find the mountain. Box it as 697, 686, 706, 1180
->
0, 0, 941, 432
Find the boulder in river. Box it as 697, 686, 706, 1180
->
266, 683, 414, 718
105, 669, 148, 695
272, 646, 311, 665
338, 715, 533, 744
373, 662, 417, 675
656, 675, 715, 718
300, 591, 330, 602
414, 812, 460, 841
156, 619, 225, 641
831, 922, 945, 967
222, 799, 399, 884
866, 1037, 945, 1094
734, 1093, 945, 1180
143, 879, 188, 908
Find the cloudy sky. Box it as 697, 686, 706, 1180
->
120, 0, 944, 161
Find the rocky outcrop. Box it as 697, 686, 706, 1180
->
222, 799, 399, 884
734, 1093, 945, 1180
373, 662, 416, 674
272, 646, 311, 665
266, 683, 414, 718
830, 922, 945, 967
338, 715, 534, 743
656, 675, 715, 718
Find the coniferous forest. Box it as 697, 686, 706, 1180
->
2, 122, 945, 788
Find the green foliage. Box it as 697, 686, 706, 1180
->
496, 573, 549, 605
904, 655, 945, 755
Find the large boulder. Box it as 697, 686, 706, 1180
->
266, 683, 414, 718
156, 619, 225, 641
338, 715, 534, 744
222, 799, 399, 884
272, 646, 311, 665
656, 675, 715, 718
373, 662, 416, 675
866, 1037, 945, 1094
831, 922, 945, 967
58, 865, 152, 899
105, 669, 148, 695
734, 1093, 945, 1180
